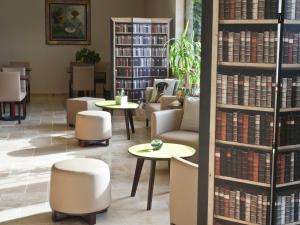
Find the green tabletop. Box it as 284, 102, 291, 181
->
95, 100, 139, 109
128, 143, 196, 160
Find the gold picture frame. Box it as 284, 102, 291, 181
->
45, 0, 91, 45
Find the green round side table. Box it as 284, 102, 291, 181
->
95, 100, 138, 140
128, 143, 196, 210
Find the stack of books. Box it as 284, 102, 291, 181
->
217, 74, 273, 107
214, 186, 270, 224
278, 113, 300, 145
276, 191, 300, 224
216, 111, 274, 146
215, 146, 271, 183
277, 151, 300, 184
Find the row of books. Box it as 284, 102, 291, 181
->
115, 89, 145, 100
216, 74, 273, 107
115, 79, 152, 89
115, 47, 167, 57
214, 186, 269, 224
285, 0, 300, 20
115, 68, 167, 77
218, 30, 277, 64
282, 32, 300, 64
281, 77, 300, 108
276, 191, 300, 225
216, 111, 274, 146
277, 151, 300, 184
215, 146, 271, 183
278, 113, 300, 146
219, 0, 277, 20
115, 58, 168, 67
115, 23, 168, 33
115, 35, 168, 45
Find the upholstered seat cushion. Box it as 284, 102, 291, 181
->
50, 158, 111, 214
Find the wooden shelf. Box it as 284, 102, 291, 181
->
116, 32, 168, 35
115, 44, 165, 47
285, 20, 300, 25
284, 221, 300, 225
218, 62, 276, 69
278, 144, 300, 152
214, 215, 259, 225
282, 64, 300, 70
116, 56, 167, 58
116, 88, 146, 90
277, 180, 300, 188
216, 140, 272, 151
217, 104, 274, 112
117, 76, 164, 79
215, 175, 270, 187
219, 19, 277, 24
116, 66, 167, 68
280, 107, 300, 112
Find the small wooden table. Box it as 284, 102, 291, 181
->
128, 143, 196, 210
95, 100, 139, 140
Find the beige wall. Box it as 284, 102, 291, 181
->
0, 0, 145, 94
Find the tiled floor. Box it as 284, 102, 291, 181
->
0, 96, 170, 225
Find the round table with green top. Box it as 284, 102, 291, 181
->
95, 100, 138, 140
128, 143, 196, 210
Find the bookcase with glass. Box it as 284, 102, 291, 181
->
111, 17, 171, 101
206, 0, 300, 224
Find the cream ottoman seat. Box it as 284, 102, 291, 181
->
50, 158, 111, 225
67, 97, 105, 126
75, 110, 112, 146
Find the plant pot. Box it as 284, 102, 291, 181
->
115, 96, 128, 105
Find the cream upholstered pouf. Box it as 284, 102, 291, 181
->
67, 97, 105, 126
50, 158, 111, 225
75, 110, 112, 146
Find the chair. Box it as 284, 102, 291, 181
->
151, 97, 199, 163
9, 61, 31, 102
170, 157, 198, 225
144, 81, 178, 127
71, 65, 95, 97
0, 72, 27, 124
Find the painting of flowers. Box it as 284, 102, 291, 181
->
46, 0, 91, 45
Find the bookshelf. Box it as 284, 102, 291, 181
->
111, 17, 171, 101
202, 0, 300, 225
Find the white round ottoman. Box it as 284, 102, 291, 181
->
50, 158, 111, 225
75, 110, 112, 146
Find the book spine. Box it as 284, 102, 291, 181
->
251, 32, 257, 63
218, 31, 223, 62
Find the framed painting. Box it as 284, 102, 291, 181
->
45, 0, 91, 45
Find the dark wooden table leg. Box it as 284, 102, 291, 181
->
147, 160, 157, 210
128, 110, 135, 133
131, 158, 144, 197
124, 109, 130, 140
10, 102, 16, 119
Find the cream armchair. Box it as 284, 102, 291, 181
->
170, 157, 198, 225
151, 109, 199, 163
145, 87, 177, 127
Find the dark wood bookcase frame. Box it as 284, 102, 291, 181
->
198, 0, 300, 224
110, 17, 172, 101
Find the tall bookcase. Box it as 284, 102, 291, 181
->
201, 0, 300, 224
111, 17, 172, 101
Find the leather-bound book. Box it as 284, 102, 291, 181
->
234, 75, 239, 105
218, 31, 223, 62
221, 111, 227, 141
216, 110, 222, 139
249, 76, 256, 106
243, 76, 250, 106
229, 0, 235, 19
251, 32, 258, 63
245, 31, 252, 63
266, 153, 271, 184
224, 0, 230, 19
240, 192, 246, 220
252, 0, 259, 19
248, 151, 254, 180
258, 153, 266, 183
235, 190, 241, 220
222, 74, 228, 104
231, 149, 237, 177
262, 195, 268, 224
225, 148, 232, 176
226, 112, 233, 141
269, 31, 276, 64
238, 75, 244, 105
240, 31, 246, 63
245, 193, 251, 222
257, 194, 263, 225
242, 114, 249, 144
241, 0, 247, 19
266, 76, 273, 108
227, 75, 234, 104
270, 0, 277, 18
214, 186, 220, 215
258, 0, 265, 19
238, 112, 244, 143
288, 32, 294, 64
219, 187, 225, 216
242, 150, 248, 179
296, 0, 300, 19
229, 190, 236, 218
256, 76, 262, 107
250, 194, 258, 223
223, 31, 229, 62
261, 76, 267, 108
228, 32, 234, 62
235, 0, 242, 19
219, 0, 225, 20
247, 0, 253, 19
224, 189, 230, 217
249, 114, 256, 144
217, 74, 222, 104
233, 32, 241, 62
265, 0, 271, 19
215, 147, 221, 176
233, 112, 238, 142
253, 152, 259, 182
257, 33, 264, 63
264, 31, 270, 63
255, 114, 261, 145
283, 32, 289, 64
293, 33, 299, 64
280, 154, 286, 184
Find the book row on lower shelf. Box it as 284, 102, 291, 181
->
214, 186, 270, 225
115, 23, 168, 34
219, 0, 277, 20
216, 73, 273, 108
278, 113, 300, 146
115, 35, 167, 45
115, 58, 168, 67
216, 110, 274, 146
116, 89, 144, 100
115, 47, 166, 57
277, 151, 300, 184
115, 79, 152, 89
116, 68, 167, 78
276, 190, 300, 225
218, 30, 300, 65
215, 146, 271, 184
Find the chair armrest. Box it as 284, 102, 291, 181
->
160, 96, 178, 110
145, 87, 153, 103
170, 157, 198, 225
151, 109, 183, 140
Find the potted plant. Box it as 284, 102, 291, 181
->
166, 21, 201, 104
75, 48, 101, 64
115, 88, 128, 105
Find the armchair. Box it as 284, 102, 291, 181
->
170, 157, 198, 225
144, 87, 177, 127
